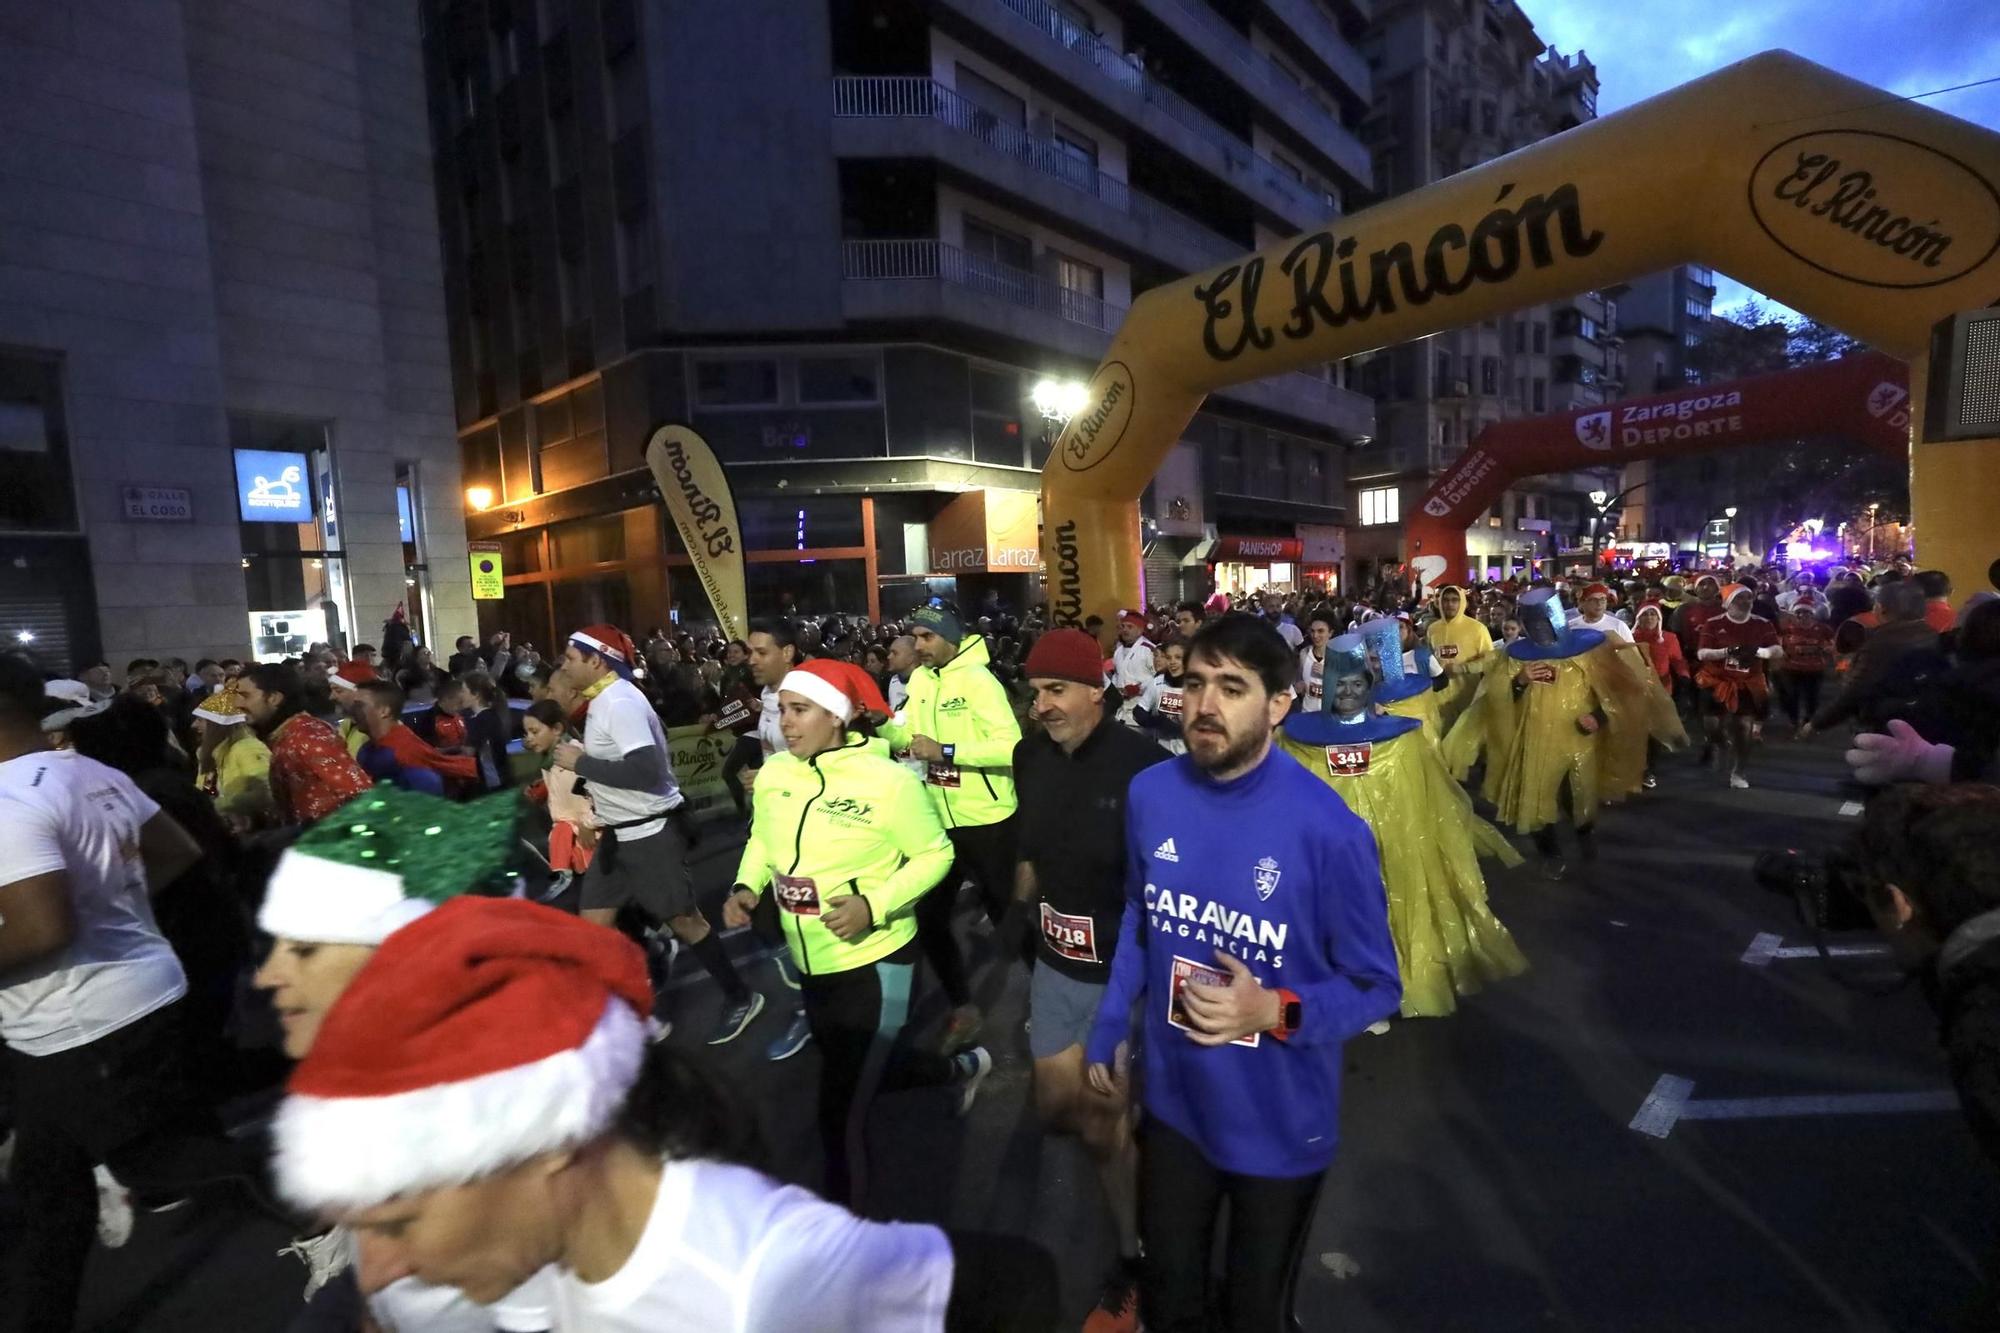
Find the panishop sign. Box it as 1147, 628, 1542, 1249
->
1750, 129, 2000, 289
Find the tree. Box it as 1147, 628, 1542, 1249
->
1690, 299, 1906, 550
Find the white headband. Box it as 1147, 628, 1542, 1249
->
778, 668, 852, 723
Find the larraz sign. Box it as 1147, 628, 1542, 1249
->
1750, 129, 2000, 289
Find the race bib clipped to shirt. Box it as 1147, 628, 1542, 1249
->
773, 872, 822, 916
1039, 902, 1100, 964
925, 761, 961, 789
1438, 643, 1460, 661
1159, 688, 1184, 718
1324, 742, 1373, 778
1167, 955, 1260, 1048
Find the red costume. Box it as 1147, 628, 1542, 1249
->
371, 722, 479, 786
1697, 613, 1780, 715
267, 714, 374, 824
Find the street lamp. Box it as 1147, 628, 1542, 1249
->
1587, 488, 1608, 567
1031, 378, 1090, 423
465, 485, 496, 512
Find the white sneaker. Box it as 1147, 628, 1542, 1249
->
1366, 1019, 1392, 1036
94, 1164, 133, 1249
1729, 772, 1750, 790
955, 1047, 994, 1116
278, 1227, 355, 1302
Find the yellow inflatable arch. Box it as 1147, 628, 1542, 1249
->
1041, 51, 2000, 623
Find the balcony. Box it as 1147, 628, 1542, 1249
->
1256, 0, 1373, 111
1135, 0, 1370, 185
841, 240, 1372, 433
832, 77, 1240, 274
935, 0, 1339, 231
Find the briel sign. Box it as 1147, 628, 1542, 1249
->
234, 450, 312, 523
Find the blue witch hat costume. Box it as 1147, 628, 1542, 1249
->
1359, 618, 1436, 706
1283, 632, 1420, 747
1506, 587, 1605, 661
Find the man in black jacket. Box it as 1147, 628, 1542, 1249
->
1805, 582, 1945, 737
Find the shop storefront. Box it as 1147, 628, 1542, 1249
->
924, 488, 1043, 615
1297, 524, 1344, 597
233, 419, 355, 662
1210, 536, 1305, 598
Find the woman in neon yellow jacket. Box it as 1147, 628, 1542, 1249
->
722, 659, 994, 1206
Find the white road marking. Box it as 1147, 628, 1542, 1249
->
1740, 931, 1890, 966
1839, 801, 1865, 816
1629, 1073, 1958, 1139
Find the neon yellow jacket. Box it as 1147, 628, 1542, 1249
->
206, 730, 274, 821
880, 634, 1020, 828
734, 736, 955, 978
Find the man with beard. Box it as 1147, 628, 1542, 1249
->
1085, 613, 1400, 1333
237, 662, 373, 825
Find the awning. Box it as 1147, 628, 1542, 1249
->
1181, 536, 1217, 567
1212, 536, 1304, 562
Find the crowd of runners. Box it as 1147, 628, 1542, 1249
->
4, 550, 1998, 1333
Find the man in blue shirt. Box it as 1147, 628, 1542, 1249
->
1087, 612, 1400, 1332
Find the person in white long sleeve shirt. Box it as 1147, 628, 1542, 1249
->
885, 634, 916, 713
1109, 611, 1155, 726
1295, 609, 1338, 706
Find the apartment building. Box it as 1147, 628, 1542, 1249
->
424, 0, 1380, 637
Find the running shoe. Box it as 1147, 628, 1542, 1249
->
94, 1164, 133, 1249
766, 1007, 812, 1061
1365, 1019, 1392, 1036
1082, 1257, 1143, 1333
954, 1047, 994, 1116
941, 1004, 984, 1054
707, 991, 766, 1045
1729, 772, 1750, 790
1642, 772, 1657, 789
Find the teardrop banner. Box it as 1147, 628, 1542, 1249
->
645, 424, 748, 641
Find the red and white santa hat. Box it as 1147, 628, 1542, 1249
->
1118, 608, 1148, 630
273, 897, 652, 1214
777, 658, 891, 724
327, 660, 378, 693
569, 623, 638, 679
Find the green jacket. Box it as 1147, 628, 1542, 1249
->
881, 634, 1020, 828
734, 736, 954, 978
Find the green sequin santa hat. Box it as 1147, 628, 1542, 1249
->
258, 787, 523, 945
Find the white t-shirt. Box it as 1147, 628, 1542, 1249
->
1111, 638, 1154, 723
1296, 645, 1326, 701
757, 685, 785, 759
582, 677, 682, 840
553, 1157, 954, 1333
887, 673, 909, 714
1578, 613, 1635, 643
0, 750, 186, 1056
370, 1269, 555, 1333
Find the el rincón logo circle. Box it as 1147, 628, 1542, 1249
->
1059, 361, 1136, 473
1749, 129, 2000, 290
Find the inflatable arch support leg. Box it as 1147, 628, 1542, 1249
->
1041, 50, 2000, 623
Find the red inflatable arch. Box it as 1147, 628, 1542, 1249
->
1404, 351, 1911, 592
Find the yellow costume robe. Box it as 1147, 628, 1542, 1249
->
1425, 590, 1497, 730
1442, 631, 1684, 835
1278, 713, 1527, 1017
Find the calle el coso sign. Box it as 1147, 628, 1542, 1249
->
1749, 129, 2000, 289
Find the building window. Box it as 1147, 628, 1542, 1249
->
954, 63, 1026, 134
796, 353, 881, 406
1480, 100, 1497, 135
1270, 150, 1305, 184
1052, 252, 1104, 325
1051, 122, 1098, 187
1480, 357, 1498, 394
1532, 378, 1546, 412
1686, 297, 1708, 320
693, 358, 779, 408
1435, 350, 1452, 390
1359, 486, 1399, 527
1513, 323, 1526, 353
1533, 321, 1547, 353
963, 217, 1032, 272
0, 353, 77, 532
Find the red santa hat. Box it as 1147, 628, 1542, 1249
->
569, 623, 638, 679
1580, 582, 1612, 600
1118, 608, 1148, 630
327, 660, 378, 693
777, 659, 891, 724
273, 897, 651, 1214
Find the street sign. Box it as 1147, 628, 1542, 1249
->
469, 542, 505, 600
120, 484, 193, 522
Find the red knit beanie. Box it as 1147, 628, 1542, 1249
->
1024, 628, 1107, 687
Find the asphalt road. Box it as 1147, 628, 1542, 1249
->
10, 730, 1995, 1332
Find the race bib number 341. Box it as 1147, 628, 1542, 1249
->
1039, 902, 1099, 963
1168, 955, 1260, 1048
1324, 742, 1373, 778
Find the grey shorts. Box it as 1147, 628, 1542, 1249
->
1029, 963, 1108, 1061
578, 822, 697, 921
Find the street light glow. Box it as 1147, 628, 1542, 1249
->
15, 630, 33, 644
465, 485, 496, 511
1588, 489, 1608, 508
1031, 378, 1090, 422
1724, 506, 1737, 519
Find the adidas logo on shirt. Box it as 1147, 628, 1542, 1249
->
1154, 838, 1180, 863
